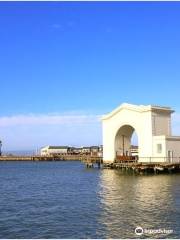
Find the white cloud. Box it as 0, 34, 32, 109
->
0, 113, 102, 151
0, 113, 101, 127
1, 111, 179, 152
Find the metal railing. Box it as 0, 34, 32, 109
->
115, 156, 180, 164
138, 157, 180, 164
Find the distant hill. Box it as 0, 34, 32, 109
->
3, 150, 36, 156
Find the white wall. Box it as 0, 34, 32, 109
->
102, 105, 154, 163
166, 138, 180, 161
102, 103, 178, 163
150, 136, 167, 162
41, 147, 68, 155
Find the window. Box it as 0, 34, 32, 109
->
157, 144, 162, 153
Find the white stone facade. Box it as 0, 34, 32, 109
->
40, 146, 69, 156
102, 103, 180, 163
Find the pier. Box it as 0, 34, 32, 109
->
0, 155, 103, 162
0, 155, 65, 161
1, 154, 180, 174
83, 156, 180, 174
82, 156, 103, 168
111, 161, 180, 174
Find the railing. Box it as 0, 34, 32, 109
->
115, 156, 180, 164
115, 155, 138, 163
138, 157, 180, 164
116, 155, 136, 161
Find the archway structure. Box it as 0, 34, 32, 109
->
102, 103, 180, 163
115, 125, 138, 158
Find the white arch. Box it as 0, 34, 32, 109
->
114, 124, 138, 157
102, 103, 178, 163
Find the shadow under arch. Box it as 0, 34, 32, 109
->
114, 124, 139, 159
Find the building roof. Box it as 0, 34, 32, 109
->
102, 103, 174, 120
47, 146, 69, 149
41, 145, 102, 150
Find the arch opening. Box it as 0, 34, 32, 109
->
115, 125, 139, 161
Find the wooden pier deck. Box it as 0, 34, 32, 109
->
0, 155, 65, 161
103, 161, 180, 174
1, 154, 180, 174
81, 156, 103, 168
83, 156, 180, 174
0, 155, 103, 162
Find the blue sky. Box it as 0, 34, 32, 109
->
1, 2, 180, 151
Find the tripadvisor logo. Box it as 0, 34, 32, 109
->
135, 226, 173, 236
135, 226, 144, 236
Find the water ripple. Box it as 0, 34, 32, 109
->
0, 162, 179, 238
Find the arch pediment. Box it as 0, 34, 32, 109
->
102, 103, 173, 121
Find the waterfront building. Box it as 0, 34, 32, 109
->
130, 145, 138, 157
102, 103, 180, 163
40, 145, 103, 156
81, 146, 103, 156
90, 146, 100, 156
71, 147, 82, 155
81, 147, 91, 155
40, 146, 70, 156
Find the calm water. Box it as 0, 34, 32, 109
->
0, 161, 180, 239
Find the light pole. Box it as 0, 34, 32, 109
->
122, 135, 125, 156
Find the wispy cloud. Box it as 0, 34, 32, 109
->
51, 21, 76, 31
0, 113, 102, 151
0, 113, 101, 127
1, 112, 180, 151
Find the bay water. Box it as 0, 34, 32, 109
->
0, 161, 179, 238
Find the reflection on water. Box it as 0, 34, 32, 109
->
0, 161, 180, 238
98, 169, 180, 238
